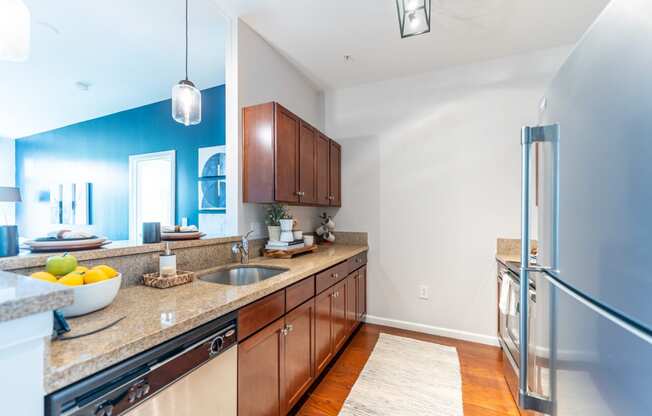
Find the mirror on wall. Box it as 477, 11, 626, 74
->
0, 0, 230, 254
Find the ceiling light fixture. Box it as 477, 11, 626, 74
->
396, 0, 431, 39
172, 0, 201, 126
0, 0, 31, 62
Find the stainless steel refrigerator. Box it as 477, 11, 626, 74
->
519, 0, 652, 414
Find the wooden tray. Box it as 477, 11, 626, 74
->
143, 270, 195, 288
264, 244, 318, 259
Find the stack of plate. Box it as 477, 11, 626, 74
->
23, 236, 110, 252
161, 231, 205, 241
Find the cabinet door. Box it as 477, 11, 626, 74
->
332, 280, 347, 351
275, 106, 300, 203
345, 274, 357, 334
298, 122, 318, 205
316, 133, 331, 206
282, 300, 315, 414
329, 140, 342, 206
314, 288, 333, 375
357, 266, 367, 321
238, 317, 285, 416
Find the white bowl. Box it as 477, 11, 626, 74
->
59, 274, 122, 317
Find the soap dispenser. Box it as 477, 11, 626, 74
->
160, 242, 177, 277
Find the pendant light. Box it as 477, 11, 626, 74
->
172, 0, 201, 126
396, 0, 431, 39
0, 0, 31, 62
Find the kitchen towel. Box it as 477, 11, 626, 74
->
499, 272, 511, 315
339, 333, 463, 416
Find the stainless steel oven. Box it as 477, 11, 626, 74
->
498, 261, 538, 407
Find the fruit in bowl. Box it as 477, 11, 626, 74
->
29, 256, 122, 317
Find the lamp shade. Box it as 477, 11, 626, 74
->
172, 80, 202, 126
396, 0, 431, 38
0, 187, 21, 202
0, 0, 30, 62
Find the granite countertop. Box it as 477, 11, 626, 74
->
45, 244, 368, 394
0, 271, 72, 323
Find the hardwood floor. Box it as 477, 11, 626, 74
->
292, 323, 521, 416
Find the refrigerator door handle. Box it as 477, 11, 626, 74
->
519, 124, 559, 414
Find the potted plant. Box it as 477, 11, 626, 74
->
266, 204, 288, 241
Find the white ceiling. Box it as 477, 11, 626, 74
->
240, 0, 610, 89
0, 0, 227, 139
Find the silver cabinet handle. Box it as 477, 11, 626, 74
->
296, 191, 305, 196
287, 324, 293, 332
332, 273, 339, 278
519, 124, 558, 414
281, 328, 288, 336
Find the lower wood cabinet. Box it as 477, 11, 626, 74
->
239, 253, 368, 416
238, 317, 285, 416
332, 280, 347, 352
357, 266, 367, 321
314, 288, 334, 375
282, 300, 315, 414
345, 274, 357, 333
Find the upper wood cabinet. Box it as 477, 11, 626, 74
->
329, 140, 342, 207
243, 102, 341, 207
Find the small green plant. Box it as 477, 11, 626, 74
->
266, 203, 290, 226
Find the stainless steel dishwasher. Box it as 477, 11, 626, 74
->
45, 312, 237, 416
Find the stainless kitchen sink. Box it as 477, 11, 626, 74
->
199, 266, 288, 286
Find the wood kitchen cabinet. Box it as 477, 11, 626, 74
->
332, 280, 347, 352
357, 266, 367, 322
238, 317, 285, 416
316, 133, 331, 205
345, 274, 357, 333
243, 102, 342, 207
329, 140, 342, 207
314, 288, 334, 375
238, 252, 368, 416
281, 300, 315, 414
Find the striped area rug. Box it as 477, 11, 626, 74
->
339, 333, 463, 415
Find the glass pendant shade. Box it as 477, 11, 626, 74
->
396, 0, 431, 38
172, 80, 201, 126
0, 0, 31, 62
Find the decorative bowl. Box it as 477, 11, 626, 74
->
59, 274, 122, 317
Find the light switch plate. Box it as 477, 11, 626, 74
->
419, 285, 429, 300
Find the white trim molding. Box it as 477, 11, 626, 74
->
364, 315, 500, 347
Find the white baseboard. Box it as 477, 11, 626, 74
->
364, 315, 500, 347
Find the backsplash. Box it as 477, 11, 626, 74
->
4, 232, 365, 288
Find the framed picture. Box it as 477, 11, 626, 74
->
198, 178, 226, 210
198, 145, 225, 178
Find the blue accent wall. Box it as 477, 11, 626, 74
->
15, 85, 225, 240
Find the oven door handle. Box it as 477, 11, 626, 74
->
520, 125, 558, 414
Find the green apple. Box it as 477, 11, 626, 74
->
46, 253, 78, 276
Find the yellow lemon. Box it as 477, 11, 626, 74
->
30, 271, 57, 283
84, 269, 108, 284
93, 265, 119, 278
74, 266, 89, 273
58, 273, 84, 286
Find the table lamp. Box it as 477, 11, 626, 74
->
0, 187, 22, 257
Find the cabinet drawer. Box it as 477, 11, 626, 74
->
238, 290, 286, 341
316, 262, 348, 294
347, 251, 367, 274
286, 276, 315, 312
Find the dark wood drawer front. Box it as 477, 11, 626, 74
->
347, 251, 367, 274
238, 290, 286, 341
316, 262, 348, 294
286, 276, 315, 312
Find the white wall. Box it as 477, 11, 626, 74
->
0, 138, 16, 225
325, 46, 571, 344
237, 20, 331, 236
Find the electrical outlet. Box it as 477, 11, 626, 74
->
419, 285, 429, 300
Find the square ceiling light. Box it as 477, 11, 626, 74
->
396, 0, 431, 39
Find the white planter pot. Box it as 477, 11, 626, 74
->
279, 219, 294, 232
268, 226, 281, 241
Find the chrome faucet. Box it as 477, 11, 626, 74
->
232, 230, 255, 264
